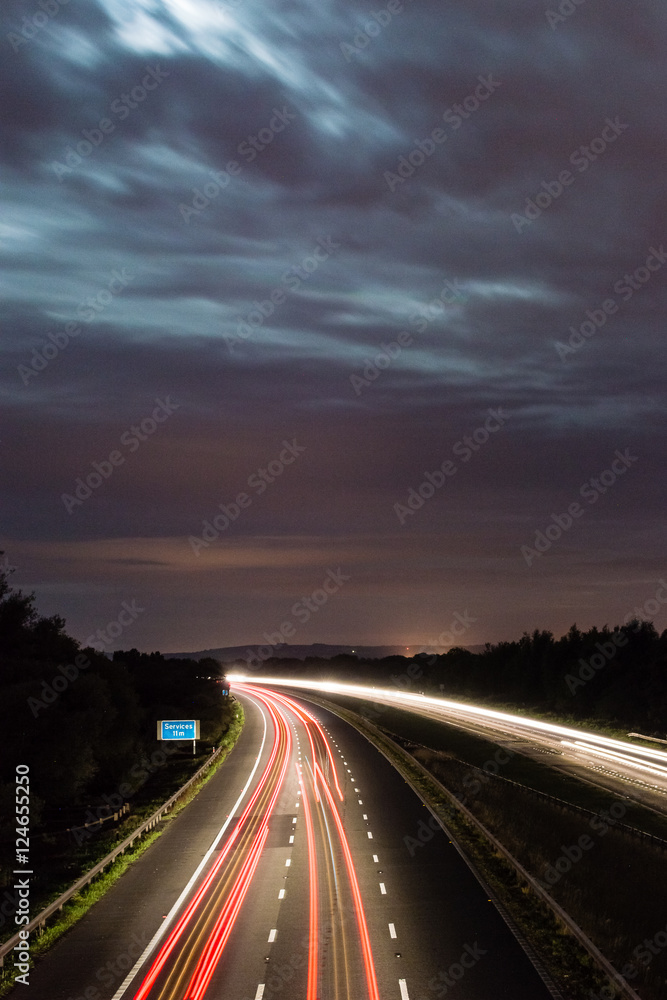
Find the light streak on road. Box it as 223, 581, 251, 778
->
121, 680, 384, 1000
268, 687, 344, 801
237, 683, 382, 1000
186, 824, 269, 1000
561, 740, 667, 779
113, 704, 270, 1000
315, 759, 381, 1000
132, 690, 291, 1000
297, 762, 319, 1000
228, 675, 667, 790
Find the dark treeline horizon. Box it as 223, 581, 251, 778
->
0, 570, 234, 859
1, 564, 665, 852
233, 620, 667, 736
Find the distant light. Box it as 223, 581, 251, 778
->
231, 676, 667, 770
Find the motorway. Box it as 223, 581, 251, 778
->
14, 686, 556, 1000
228, 677, 667, 819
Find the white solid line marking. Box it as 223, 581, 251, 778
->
373, 854, 379, 862
255, 986, 265, 1000
399, 979, 410, 1000
268, 928, 277, 942
278, 889, 285, 899
289, 835, 294, 844
285, 858, 291, 866
389, 922, 397, 938
379, 882, 386, 894
367, 831, 373, 839
111, 695, 269, 1000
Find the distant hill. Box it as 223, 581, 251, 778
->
165, 642, 487, 662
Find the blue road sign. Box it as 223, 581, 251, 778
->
158, 720, 200, 740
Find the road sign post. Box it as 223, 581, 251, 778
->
157, 720, 200, 756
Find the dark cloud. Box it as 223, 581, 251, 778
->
2, 0, 666, 650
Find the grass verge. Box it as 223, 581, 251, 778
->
310, 695, 666, 1000
0, 702, 244, 997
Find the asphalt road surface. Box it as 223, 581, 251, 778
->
13, 687, 556, 1000
230, 676, 667, 819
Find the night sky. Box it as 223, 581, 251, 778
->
2, 0, 666, 653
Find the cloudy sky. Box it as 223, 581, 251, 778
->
2, 0, 666, 654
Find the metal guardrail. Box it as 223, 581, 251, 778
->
402, 740, 667, 851
0, 744, 224, 968
470, 767, 667, 851
307, 695, 644, 1000
393, 733, 667, 852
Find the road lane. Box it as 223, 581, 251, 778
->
14, 685, 557, 1000
232, 687, 555, 1000
10, 697, 271, 1000
228, 676, 667, 816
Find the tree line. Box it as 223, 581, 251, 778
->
0, 567, 234, 841
248, 619, 667, 735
